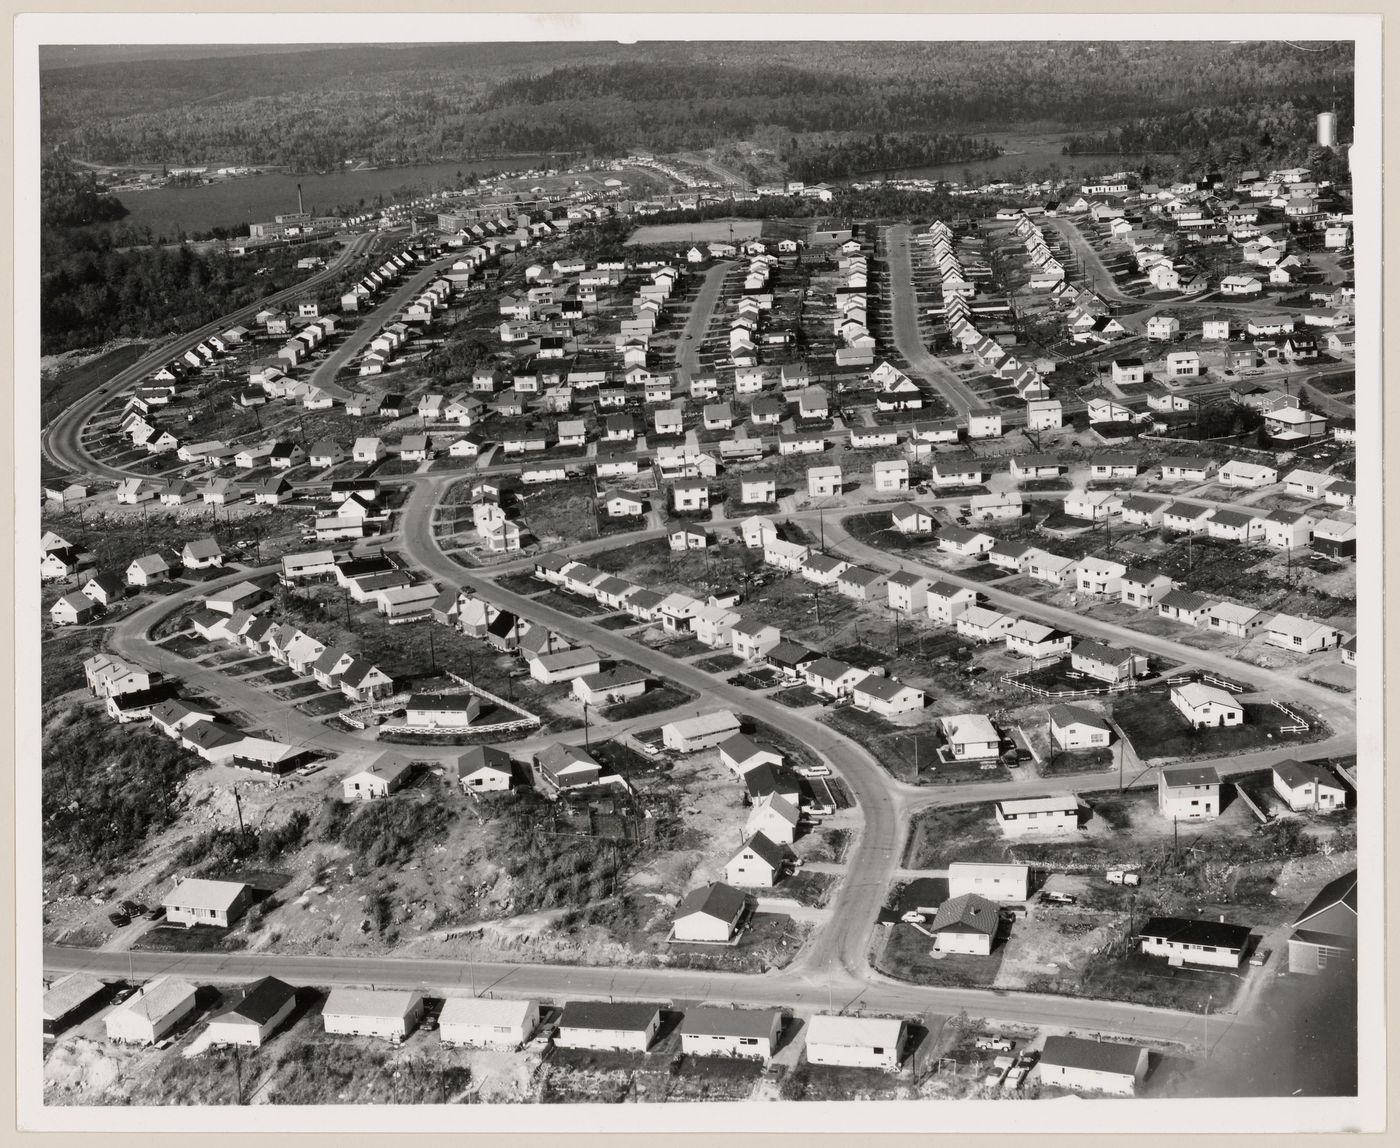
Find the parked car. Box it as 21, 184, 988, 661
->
1106, 869, 1141, 887
119, 900, 145, 916
107, 911, 130, 928
901, 911, 927, 924
1040, 891, 1077, 906
974, 1036, 1015, 1052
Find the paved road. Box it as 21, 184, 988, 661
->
305, 252, 466, 395
674, 260, 735, 383
823, 518, 1357, 746
43, 944, 1248, 1048
42, 230, 382, 480
398, 476, 904, 982
883, 224, 986, 417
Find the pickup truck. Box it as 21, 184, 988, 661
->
974, 1036, 1015, 1052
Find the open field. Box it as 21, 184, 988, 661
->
625, 219, 766, 246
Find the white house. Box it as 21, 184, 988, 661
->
104, 977, 198, 1046
1049, 704, 1112, 750
679, 1007, 783, 1061
556, 1002, 660, 1052
322, 988, 425, 1042
673, 882, 749, 943
1272, 759, 1346, 813
202, 977, 298, 1049
939, 713, 1000, 760
947, 861, 1029, 903
1038, 1036, 1149, 1096
1170, 682, 1245, 729
805, 1015, 904, 1071
439, 997, 539, 1048
662, 711, 742, 752
1158, 765, 1220, 821
851, 674, 925, 717
994, 793, 1079, 837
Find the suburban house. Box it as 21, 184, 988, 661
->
1288, 870, 1357, 974
163, 877, 253, 929
679, 1007, 783, 1061
1157, 589, 1213, 628
1170, 682, 1245, 728
1206, 602, 1267, 639
662, 711, 742, 752
957, 606, 1018, 644
557, 1002, 661, 1053
1158, 765, 1221, 821
341, 754, 414, 801
804, 1015, 904, 1071
673, 882, 749, 943
202, 977, 299, 1049
926, 894, 1001, 955
1005, 619, 1072, 660
803, 657, 867, 699
926, 582, 977, 624
947, 861, 1030, 903
886, 571, 928, 614
939, 713, 1001, 760
1049, 704, 1112, 750
889, 502, 935, 534
731, 619, 782, 660
1038, 1036, 1149, 1096
457, 746, 516, 793
1120, 567, 1173, 609
533, 743, 602, 792
851, 674, 925, 717
104, 977, 198, 1046
995, 793, 1079, 836
1071, 640, 1145, 683
321, 988, 425, 1042
1272, 759, 1347, 813
439, 997, 540, 1049
1138, 917, 1252, 969
1265, 614, 1341, 653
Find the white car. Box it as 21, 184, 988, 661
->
901, 911, 926, 924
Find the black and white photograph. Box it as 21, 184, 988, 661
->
13, 10, 1384, 1135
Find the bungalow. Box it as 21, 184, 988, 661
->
1265, 406, 1328, 442
341, 754, 414, 801
1219, 460, 1278, 488
1064, 490, 1123, 521
322, 988, 425, 1043
1265, 614, 1341, 654
673, 882, 749, 943
852, 674, 925, 717
1049, 704, 1112, 750
51, 592, 99, 626
926, 893, 1001, 956
1038, 1036, 1148, 1097
1005, 619, 1072, 660
937, 525, 994, 558
1157, 589, 1213, 627
104, 978, 199, 1046
803, 656, 867, 699
763, 537, 810, 572
1160, 456, 1215, 483
968, 492, 1023, 523
439, 997, 539, 1049
529, 647, 602, 685
1282, 468, 1335, 500
679, 1006, 783, 1061
1139, 917, 1252, 970
405, 693, 482, 729
662, 710, 743, 753
534, 743, 602, 792
939, 713, 1001, 760
1025, 549, 1077, 587
1206, 509, 1264, 543
1071, 639, 1145, 683
957, 606, 1017, 643
457, 746, 515, 794
1272, 759, 1347, 813
804, 1015, 905, 1072
555, 1002, 660, 1053
929, 460, 990, 487
604, 490, 646, 518
164, 877, 252, 929
801, 553, 850, 586
994, 793, 1079, 837
1171, 682, 1244, 728
1158, 765, 1221, 821
1009, 453, 1064, 481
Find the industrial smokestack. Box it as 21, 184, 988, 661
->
1317, 112, 1337, 149
297, 183, 304, 214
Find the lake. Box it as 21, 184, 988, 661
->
113, 154, 556, 239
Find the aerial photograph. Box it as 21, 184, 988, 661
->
24, 21, 1377, 1130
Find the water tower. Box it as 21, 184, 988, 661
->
1317, 112, 1338, 148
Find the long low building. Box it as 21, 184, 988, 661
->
555, 1001, 660, 1052
1037, 1035, 1149, 1096
439, 996, 540, 1048
321, 987, 425, 1042
104, 977, 198, 1046
804, 1014, 905, 1070
679, 1006, 784, 1060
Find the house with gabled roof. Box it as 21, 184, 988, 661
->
1288, 870, 1356, 974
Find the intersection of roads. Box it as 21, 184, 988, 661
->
36, 217, 1356, 1051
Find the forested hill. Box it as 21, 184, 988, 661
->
41, 40, 1352, 171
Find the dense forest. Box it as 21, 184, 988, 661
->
40, 159, 336, 354
41, 40, 1353, 172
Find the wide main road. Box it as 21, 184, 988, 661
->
883, 224, 986, 417
44, 944, 1242, 1049
42, 228, 382, 481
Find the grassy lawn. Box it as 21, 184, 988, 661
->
693, 653, 744, 674
272, 681, 326, 701
42, 342, 149, 427
658, 637, 711, 659
601, 683, 698, 721
132, 923, 246, 953
1111, 693, 1323, 761
840, 510, 930, 551
795, 828, 850, 864
296, 694, 350, 717
873, 922, 1006, 988
740, 718, 826, 774
1041, 747, 1116, 776
587, 738, 669, 780
780, 869, 837, 907
251, 667, 300, 686
596, 613, 644, 631
535, 588, 608, 617
1073, 949, 1242, 1013
771, 684, 824, 708
492, 571, 543, 597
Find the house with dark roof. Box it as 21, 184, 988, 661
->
1138, 917, 1253, 968
679, 1006, 784, 1060
1158, 765, 1220, 820
1288, 870, 1356, 974
556, 1002, 661, 1052
926, 893, 1002, 955
723, 833, 791, 888
203, 977, 299, 1048
1038, 1035, 1149, 1096
1272, 759, 1346, 813
1049, 704, 1112, 750
673, 882, 749, 943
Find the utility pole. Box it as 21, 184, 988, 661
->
583, 701, 591, 749
233, 787, 247, 839
1203, 994, 1212, 1059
